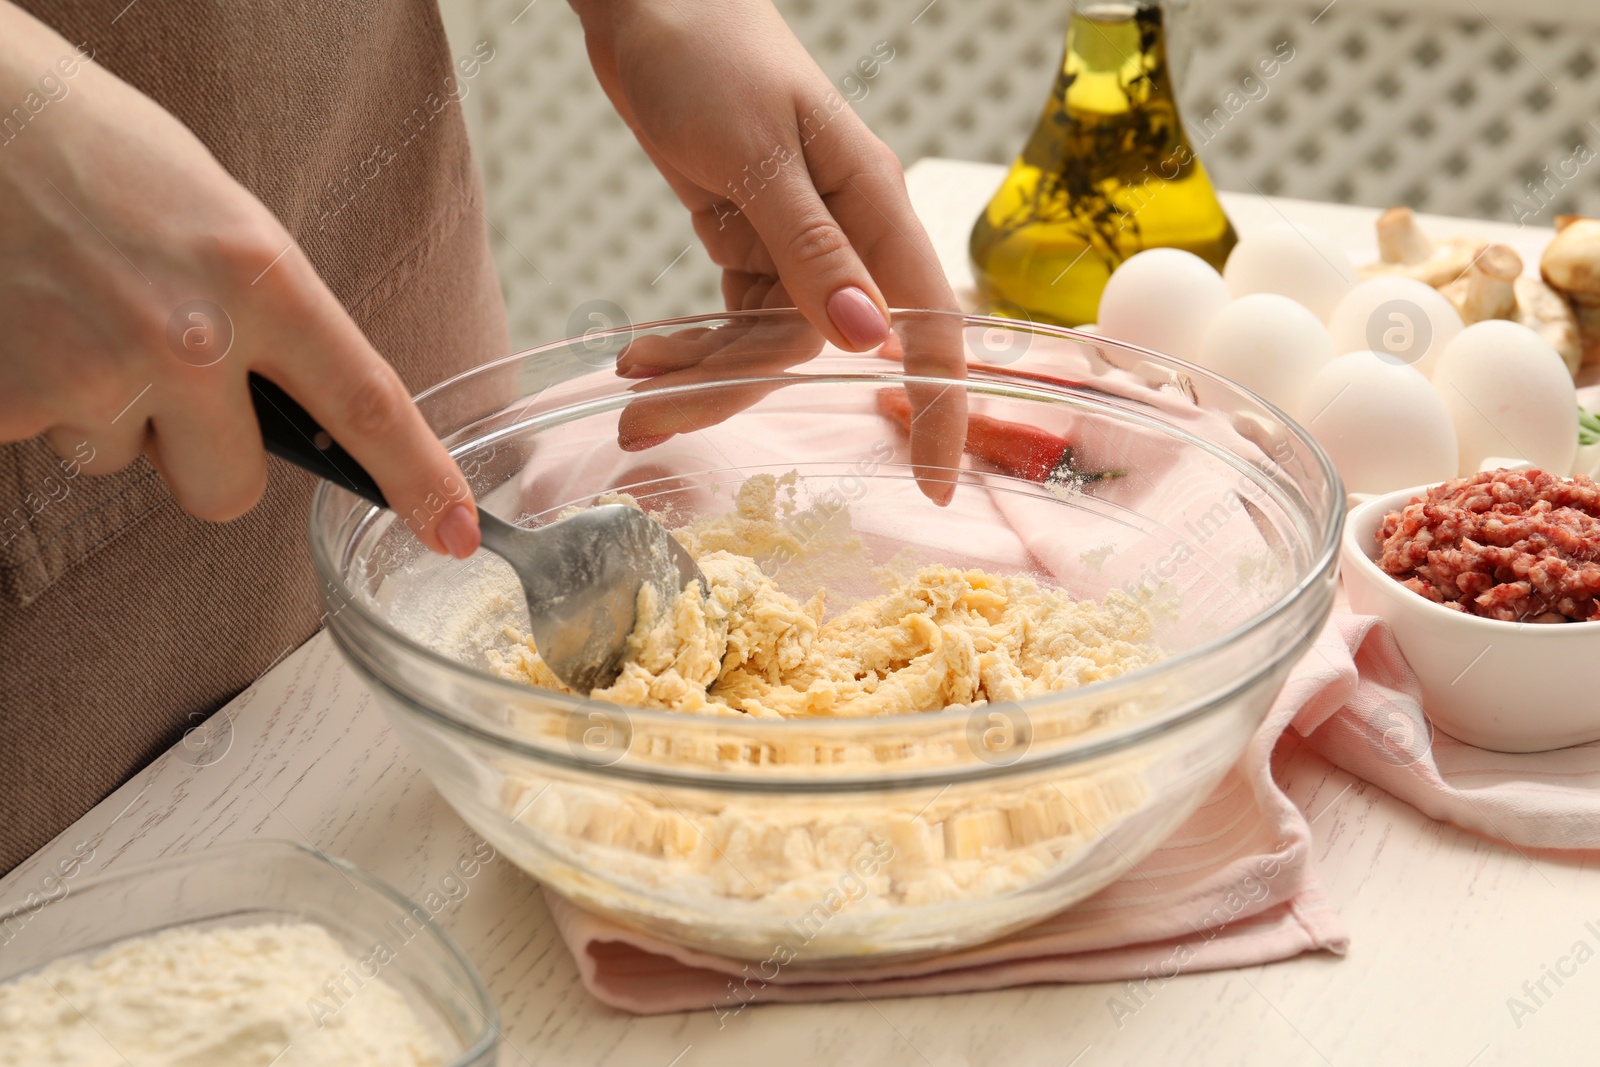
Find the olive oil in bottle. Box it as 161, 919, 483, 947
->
970, 1, 1237, 327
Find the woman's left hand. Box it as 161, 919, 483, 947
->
570, 0, 966, 502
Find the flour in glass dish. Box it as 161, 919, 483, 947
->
0, 922, 442, 1067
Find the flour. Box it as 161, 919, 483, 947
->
0, 922, 443, 1067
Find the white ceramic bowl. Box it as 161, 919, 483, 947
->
1342, 485, 1600, 753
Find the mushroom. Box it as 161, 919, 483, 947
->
1444, 242, 1520, 320
1360, 206, 1486, 288
1441, 243, 1583, 376
1539, 215, 1600, 368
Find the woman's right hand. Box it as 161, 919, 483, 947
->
0, 4, 483, 558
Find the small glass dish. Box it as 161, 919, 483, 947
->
0, 839, 496, 1066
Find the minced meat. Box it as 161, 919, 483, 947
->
1374, 469, 1600, 623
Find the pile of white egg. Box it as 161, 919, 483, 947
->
1093, 229, 1581, 497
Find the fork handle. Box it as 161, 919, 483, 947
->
249, 373, 388, 509
473, 511, 526, 558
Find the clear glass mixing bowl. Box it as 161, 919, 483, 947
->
310, 309, 1342, 965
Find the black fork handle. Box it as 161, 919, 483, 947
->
248, 372, 388, 509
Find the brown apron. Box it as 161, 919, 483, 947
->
0, 2, 510, 872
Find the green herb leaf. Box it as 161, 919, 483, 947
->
1581, 405, 1600, 448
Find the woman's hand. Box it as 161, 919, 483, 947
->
570, 0, 967, 503
0, 4, 482, 556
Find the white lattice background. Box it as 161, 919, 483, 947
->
441, 0, 1600, 348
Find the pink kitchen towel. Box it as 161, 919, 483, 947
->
520, 335, 1600, 1012
1291, 612, 1600, 852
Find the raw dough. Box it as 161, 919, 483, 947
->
490, 474, 1159, 716
475, 474, 1164, 952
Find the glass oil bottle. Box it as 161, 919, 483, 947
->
970, 0, 1237, 327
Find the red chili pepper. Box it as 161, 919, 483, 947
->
874, 389, 1121, 484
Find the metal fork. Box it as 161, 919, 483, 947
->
249, 374, 704, 692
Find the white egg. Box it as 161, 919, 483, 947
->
1222, 224, 1357, 323
1096, 248, 1232, 363
1194, 293, 1336, 413
1327, 277, 1464, 377
1430, 320, 1578, 476
1298, 351, 1459, 496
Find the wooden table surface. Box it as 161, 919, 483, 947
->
4, 159, 1595, 1067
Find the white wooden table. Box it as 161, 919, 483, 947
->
5, 159, 1596, 1067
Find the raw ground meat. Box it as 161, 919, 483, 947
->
1374, 469, 1600, 623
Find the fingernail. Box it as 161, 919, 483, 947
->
437, 504, 481, 559
827, 286, 890, 350
616, 362, 664, 379
620, 432, 672, 452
